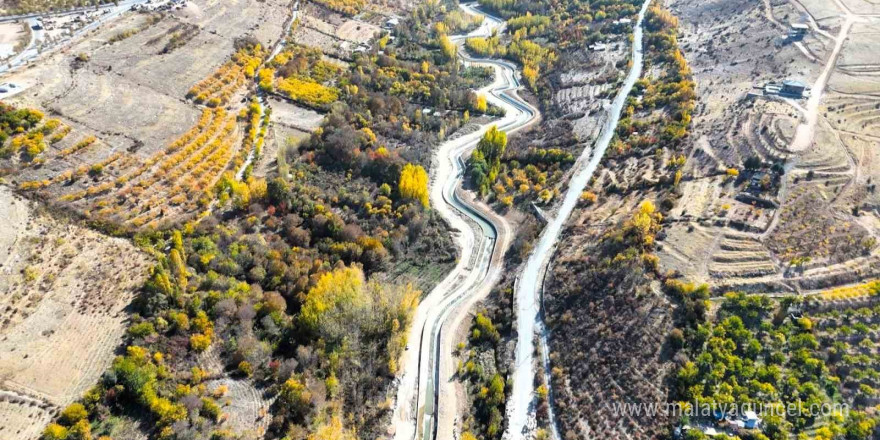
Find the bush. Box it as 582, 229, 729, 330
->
59, 403, 88, 425
189, 333, 211, 352
41, 424, 69, 440
128, 321, 156, 338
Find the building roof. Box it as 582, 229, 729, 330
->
744, 410, 759, 420
783, 79, 807, 88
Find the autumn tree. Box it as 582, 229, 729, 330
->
398, 163, 430, 208
169, 248, 187, 291
309, 415, 357, 440
279, 377, 312, 419
299, 266, 366, 342
439, 34, 457, 63
472, 94, 488, 113
468, 125, 507, 195
625, 200, 663, 248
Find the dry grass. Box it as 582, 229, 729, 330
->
0, 187, 151, 439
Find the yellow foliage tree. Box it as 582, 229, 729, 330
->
474, 94, 488, 113
190, 333, 211, 352
300, 266, 366, 333
627, 200, 662, 247
257, 68, 275, 92
439, 34, 457, 62
399, 163, 430, 208
309, 416, 356, 440
42, 424, 69, 440
522, 64, 539, 90
169, 248, 187, 291
277, 77, 339, 107
247, 177, 268, 202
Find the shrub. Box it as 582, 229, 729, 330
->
41, 424, 69, 440
59, 403, 88, 425
190, 333, 211, 352
128, 321, 156, 338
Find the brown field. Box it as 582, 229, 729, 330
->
0, 187, 151, 440
650, 0, 880, 296
0, 0, 295, 229
293, 2, 382, 58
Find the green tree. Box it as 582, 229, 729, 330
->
468, 125, 507, 195
279, 378, 312, 419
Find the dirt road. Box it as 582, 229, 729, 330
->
504, 0, 652, 438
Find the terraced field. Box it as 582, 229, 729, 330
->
724, 100, 796, 165
709, 232, 779, 279
826, 94, 880, 138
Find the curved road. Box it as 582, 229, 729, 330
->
505, 0, 651, 438
391, 4, 539, 440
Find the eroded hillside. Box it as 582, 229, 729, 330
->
542, 0, 880, 436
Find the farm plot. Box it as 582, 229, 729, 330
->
0, 22, 28, 59
0, 0, 292, 230
0, 187, 151, 439
825, 92, 880, 139
176, 0, 290, 45
268, 97, 324, 131
833, 132, 880, 209
7, 60, 200, 156
839, 0, 880, 15
292, 3, 380, 58
767, 185, 873, 263
800, 293, 880, 409
0, 397, 54, 440
837, 21, 880, 71
827, 24, 880, 95
656, 222, 718, 282
45, 107, 243, 228
795, 0, 847, 25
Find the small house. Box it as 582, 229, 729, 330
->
385, 17, 400, 28
589, 43, 607, 51
789, 23, 808, 39
743, 410, 761, 429
781, 79, 807, 97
